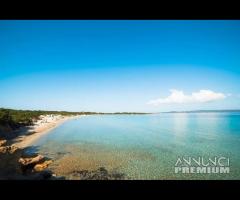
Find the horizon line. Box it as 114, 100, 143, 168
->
1, 107, 240, 114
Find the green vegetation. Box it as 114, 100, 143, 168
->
0, 108, 151, 139
0, 108, 95, 134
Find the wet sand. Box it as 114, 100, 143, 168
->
11, 115, 81, 149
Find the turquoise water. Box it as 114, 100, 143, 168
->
31, 113, 240, 179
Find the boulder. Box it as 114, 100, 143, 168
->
0, 140, 7, 147
19, 155, 45, 168
0, 146, 7, 153
0, 145, 18, 154
33, 160, 53, 172
8, 145, 18, 154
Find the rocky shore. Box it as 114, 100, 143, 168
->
0, 114, 73, 180
0, 139, 126, 180
0, 114, 126, 180
0, 139, 62, 180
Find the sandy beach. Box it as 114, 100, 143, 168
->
11, 114, 81, 149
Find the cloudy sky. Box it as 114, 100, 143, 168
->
0, 20, 240, 112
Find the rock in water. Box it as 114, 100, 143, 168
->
69, 167, 126, 180
34, 160, 53, 172
19, 155, 45, 170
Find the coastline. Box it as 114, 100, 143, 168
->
11, 115, 81, 149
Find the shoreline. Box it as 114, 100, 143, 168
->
11, 115, 81, 149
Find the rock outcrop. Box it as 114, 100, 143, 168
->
19, 155, 45, 167
0, 139, 7, 146
18, 154, 54, 174
0, 143, 24, 178
0, 145, 18, 154
0, 140, 54, 180
34, 160, 53, 172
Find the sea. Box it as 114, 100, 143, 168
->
29, 112, 240, 179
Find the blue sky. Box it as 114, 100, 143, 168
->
0, 20, 240, 112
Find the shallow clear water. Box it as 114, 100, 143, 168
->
31, 113, 240, 179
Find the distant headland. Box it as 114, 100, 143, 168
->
162, 109, 240, 113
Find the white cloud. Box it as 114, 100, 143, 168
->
147, 89, 226, 106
